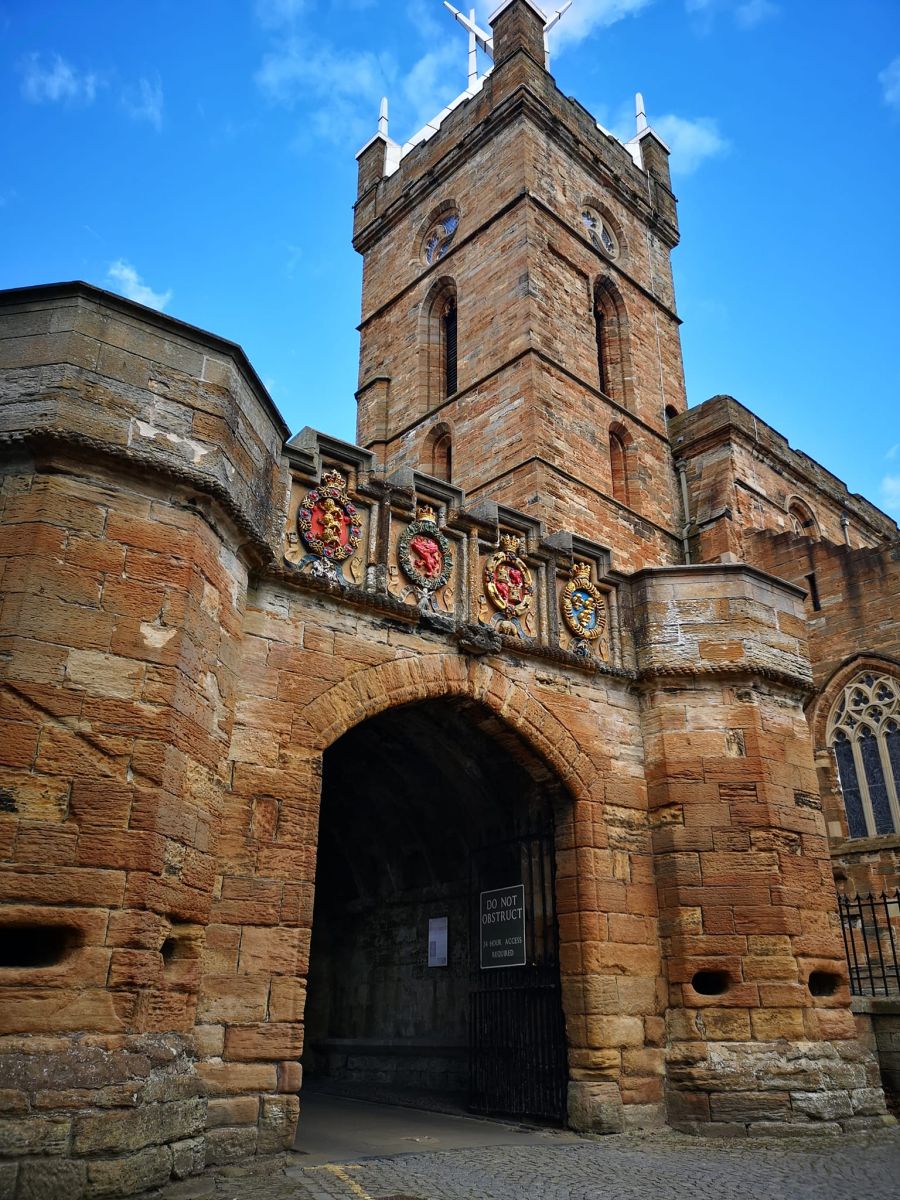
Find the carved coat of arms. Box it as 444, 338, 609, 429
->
398, 505, 453, 609
483, 534, 533, 638
296, 468, 362, 582
561, 561, 607, 657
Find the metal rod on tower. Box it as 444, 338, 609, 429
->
543, 1, 572, 70
378, 97, 389, 139
468, 8, 478, 89
443, 2, 494, 58
635, 92, 648, 135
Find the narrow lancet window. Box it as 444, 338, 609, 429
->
609, 429, 629, 505
594, 305, 607, 396
443, 297, 457, 398
433, 432, 452, 482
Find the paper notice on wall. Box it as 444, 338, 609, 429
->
428, 916, 448, 967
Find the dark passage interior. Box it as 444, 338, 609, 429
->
303, 697, 565, 1114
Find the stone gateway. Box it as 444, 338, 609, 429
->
1, 2, 898, 1196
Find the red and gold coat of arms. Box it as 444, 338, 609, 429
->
483, 534, 533, 636
398, 505, 453, 596
296, 468, 362, 580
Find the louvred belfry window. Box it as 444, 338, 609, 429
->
594, 305, 607, 395
827, 672, 900, 838
443, 297, 457, 397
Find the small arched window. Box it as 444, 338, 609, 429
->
609, 427, 629, 505
787, 498, 819, 539
433, 432, 452, 482
828, 672, 900, 838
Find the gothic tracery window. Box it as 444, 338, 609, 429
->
828, 672, 900, 838
424, 214, 459, 265
581, 208, 616, 257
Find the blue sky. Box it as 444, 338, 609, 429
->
2, 0, 899, 521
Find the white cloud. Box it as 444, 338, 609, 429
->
106, 261, 172, 312
402, 43, 462, 128
652, 113, 730, 175
256, 0, 306, 27
544, 0, 653, 51
256, 39, 389, 107
685, 0, 777, 30
734, 0, 777, 29
123, 76, 164, 131
21, 53, 97, 105
886, 444, 900, 461
879, 474, 900, 520
408, 0, 448, 43
256, 35, 403, 146
880, 57, 900, 112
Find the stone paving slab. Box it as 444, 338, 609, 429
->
155, 1128, 900, 1200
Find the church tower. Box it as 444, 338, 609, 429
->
353, 0, 686, 572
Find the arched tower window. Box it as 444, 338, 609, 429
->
594, 304, 608, 396
788, 498, 819, 539
609, 425, 630, 505
442, 295, 457, 398
592, 279, 632, 408
827, 672, 900, 838
418, 279, 458, 412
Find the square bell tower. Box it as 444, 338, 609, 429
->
353, 0, 687, 571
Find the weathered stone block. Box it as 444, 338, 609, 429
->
170, 1136, 206, 1180
566, 1080, 624, 1133
205, 1096, 259, 1128
85, 1144, 172, 1198
789, 1089, 853, 1120
17, 1159, 88, 1200
203, 1125, 257, 1166
0, 1115, 70, 1155
257, 1094, 299, 1153
709, 1091, 791, 1123
72, 1098, 204, 1156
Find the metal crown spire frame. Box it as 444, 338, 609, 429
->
443, 1, 572, 73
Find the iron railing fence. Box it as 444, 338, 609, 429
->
838, 890, 900, 997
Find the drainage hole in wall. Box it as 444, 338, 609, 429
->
808, 970, 840, 997
691, 969, 730, 996
0, 924, 78, 969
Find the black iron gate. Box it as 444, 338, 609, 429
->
468, 823, 568, 1122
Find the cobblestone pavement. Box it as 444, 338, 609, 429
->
159, 1127, 900, 1200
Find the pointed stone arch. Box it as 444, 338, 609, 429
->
593, 276, 634, 410
417, 275, 459, 414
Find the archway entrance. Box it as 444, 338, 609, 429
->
302, 697, 569, 1123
